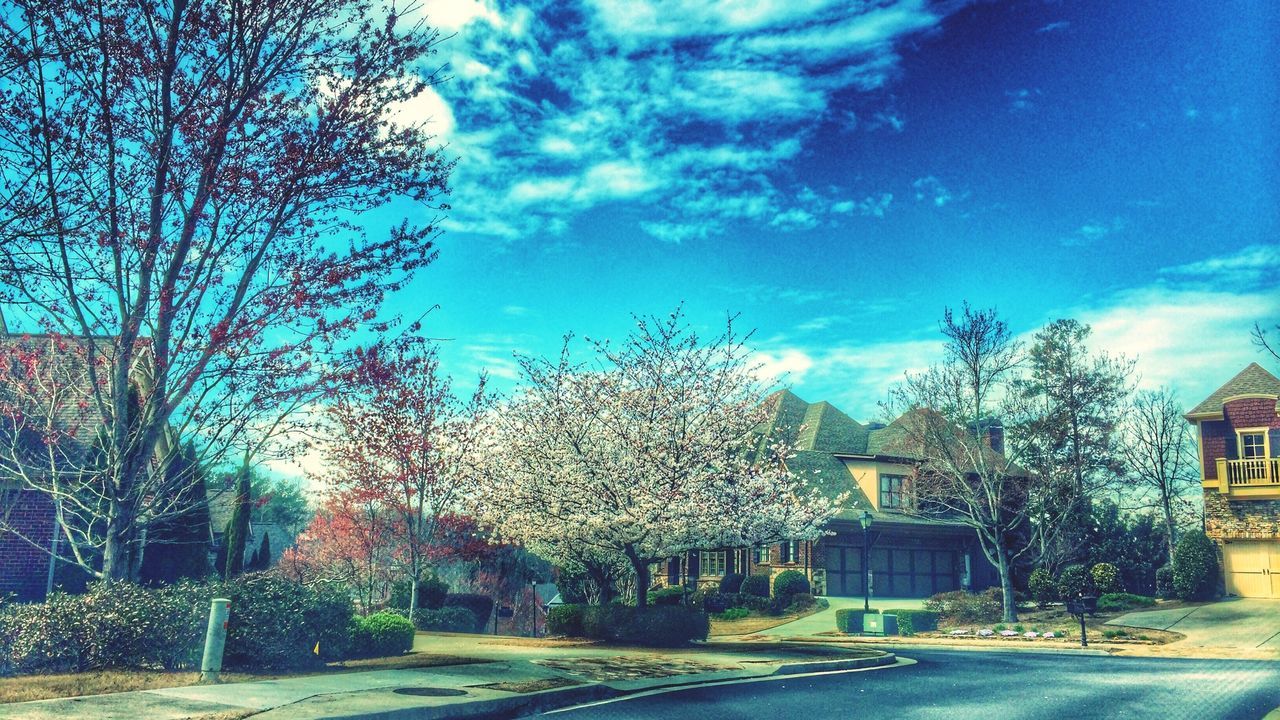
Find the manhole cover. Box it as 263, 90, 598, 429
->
392, 687, 468, 697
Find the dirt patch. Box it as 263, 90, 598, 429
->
478, 637, 596, 648
532, 656, 735, 681
473, 677, 584, 693
710, 614, 801, 636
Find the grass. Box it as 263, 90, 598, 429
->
0, 652, 489, 704
708, 601, 824, 636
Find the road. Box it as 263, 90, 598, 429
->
541, 649, 1280, 719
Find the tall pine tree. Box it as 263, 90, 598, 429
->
139, 441, 212, 585
221, 465, 252, 579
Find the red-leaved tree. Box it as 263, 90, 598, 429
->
0, 0, 451, 580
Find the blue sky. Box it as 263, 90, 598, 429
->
382, 0, 1278, 422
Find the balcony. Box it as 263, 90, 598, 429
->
1212, 457, 1280, 497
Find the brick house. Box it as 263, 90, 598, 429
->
652, 391, 1000, 599
1185, 362, 1280, 598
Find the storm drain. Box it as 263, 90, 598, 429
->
392, 687, 469, 697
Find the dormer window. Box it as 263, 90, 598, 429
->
1241, 431, 1266, 459
880, 474, 910, 509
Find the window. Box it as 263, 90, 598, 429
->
753, 546, 769, 564
1241, 432, 1266, 459
779, 541, 799, 564
880, 474, 910, 509
699, 551, 727, 577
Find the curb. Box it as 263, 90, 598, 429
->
770, 652, 898, 675
778, 637, 1113, 657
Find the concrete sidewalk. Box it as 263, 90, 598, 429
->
0, 636, 897, 720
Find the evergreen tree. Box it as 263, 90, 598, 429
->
248, 532, 272, 571
222, 465, 252, 579
139, 441, 212, 585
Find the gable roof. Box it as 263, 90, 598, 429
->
1185, 362, 1280, 419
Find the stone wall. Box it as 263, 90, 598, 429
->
1203, 490, 1280, 541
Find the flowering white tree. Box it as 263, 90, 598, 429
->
477, 309, 840, 608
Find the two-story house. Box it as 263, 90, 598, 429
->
1185, 362, 1280, 599
654, 391, 1000, 599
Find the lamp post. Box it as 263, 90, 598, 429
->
859, 510, 873, 612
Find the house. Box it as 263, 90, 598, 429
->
1185, 362, 1280, 599
653, 390, 1000, 599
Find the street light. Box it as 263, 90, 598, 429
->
859, 510, 873, 612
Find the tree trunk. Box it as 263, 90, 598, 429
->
623, 545, 650, 608
587, 563, 615, 604
101, 520, 133, 582
223, 467, 252, 579
1162, 500, 1177, 565
996, 540, 1018, 623
409, 576, 419, 618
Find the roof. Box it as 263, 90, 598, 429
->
1186, 362, 1280, 418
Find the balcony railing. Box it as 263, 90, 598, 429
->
1218, 457, 1280, 486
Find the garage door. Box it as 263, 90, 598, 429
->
823, 545, 865, 597
871, 548, 961, 597
1222, 541, 1280, 599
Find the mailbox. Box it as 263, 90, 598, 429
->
1065, 596, 1097, 617
497, 606, 514, 618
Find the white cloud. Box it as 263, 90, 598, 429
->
1061, 216, 1129, 246
1036, 21, 1070, 34
912, 175, 957, 207
753, 348, 816, 385
1159, 244, 1280, 285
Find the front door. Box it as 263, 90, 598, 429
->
1223, 541, 1278, 598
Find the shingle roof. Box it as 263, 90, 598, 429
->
1186, 362, 1280, 418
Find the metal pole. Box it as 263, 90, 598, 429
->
200, 598, 231, 683
863, 526, 870, 612
1079, 610, 1088, 648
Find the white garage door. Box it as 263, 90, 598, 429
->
1222, 541, 1280, 599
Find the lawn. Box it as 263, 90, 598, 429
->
709, 602, 823, 636
0, 652, 489, 704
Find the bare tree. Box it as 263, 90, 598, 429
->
1254, 321, 1280, 364
0, 0, 450, 580
887, 304, 1037, 622
1119, 388, 1200, 562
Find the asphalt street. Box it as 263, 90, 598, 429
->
541, 649, 1280, 720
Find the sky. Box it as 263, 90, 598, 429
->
377, 0, 1278, 423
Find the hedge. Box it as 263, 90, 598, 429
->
1096, 593, 1157, 612
576, 605, 709, 647
835, 608, 878, 634
649, 587, 687, 606
719, 573, 745, 594
1172, 531, 1219, 601
389, 577, 449, 611
772, 570, 810, 598
407, 607, 477, 632
221, 573, 354, 669
883, 609, 939, 636
740, 575, 770, 598
922, 589, 1001, 623
1028, 568, 1055, 607
443, 594, 494, 632
1155, 565, 1174, 599
1055, 564, 1095, 600
350, 612, 415, 658
1091, 563, 1122, 595
547, 604, 587, 637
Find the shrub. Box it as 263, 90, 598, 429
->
884, 609, 939, 636
649, 586, 687, 606
389, 577, 449, 611
1028, 568, 1056, 607
719, 573, 745, 595
700, 591, 732, 614
1055, 564, 1095, 600
579, 605, 709, 647
547, 604, 587, 637
713, 608, 750, 621
731, 593, 772, 613
772, 570, 810, 599
1172, 531, 1219, 601
443, 594, 494, 632
834, 608, 878, 633
222, 573, 354, 669
1091, 563, 1123, 595
409, 607, 477, 633
1155, 565, 1175, 599
923, 589, 1002, 623
1096, 593, 1157, 613
786, 593, 816, 611
740, 574, 770, 598
350, 612, 415, 658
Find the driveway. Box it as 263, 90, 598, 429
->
755, 596, 929, 638
1108, 598, 1280, 653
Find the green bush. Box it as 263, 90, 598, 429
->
579, 605, 709, 647
1155, 564, 1174, 599
884, 609, 939, 636
719, 573, 745, 594
389, 577, 449, 611
786, 592, 816, 611
1095, 593, 1157, 612
350, 612, 415, 658
834, 608, 878, 633
1055, 564, 1095, 599
922, 589, 1001, 623
700, 591, 732, 613
547, 604, 587, 637
772, 570, 810, 598
1091, 563, 1122, 595
442, 594, 494, 632
730, 593, 772, 613
713, 608, 750, 621
222, 573, 354, 669
1172, 531, 1218, 601
1028, 568, 1056, 607
649, 586, 687, 606
408, 607, 477, 632
740, 574, 770, 598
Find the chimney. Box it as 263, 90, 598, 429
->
984, 423, 1005, 455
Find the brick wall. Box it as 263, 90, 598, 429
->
1200, 420, 1228, 479
1200, 398, 1280, 479
0, 488, 55, 601
1203, 491, 1280, 541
